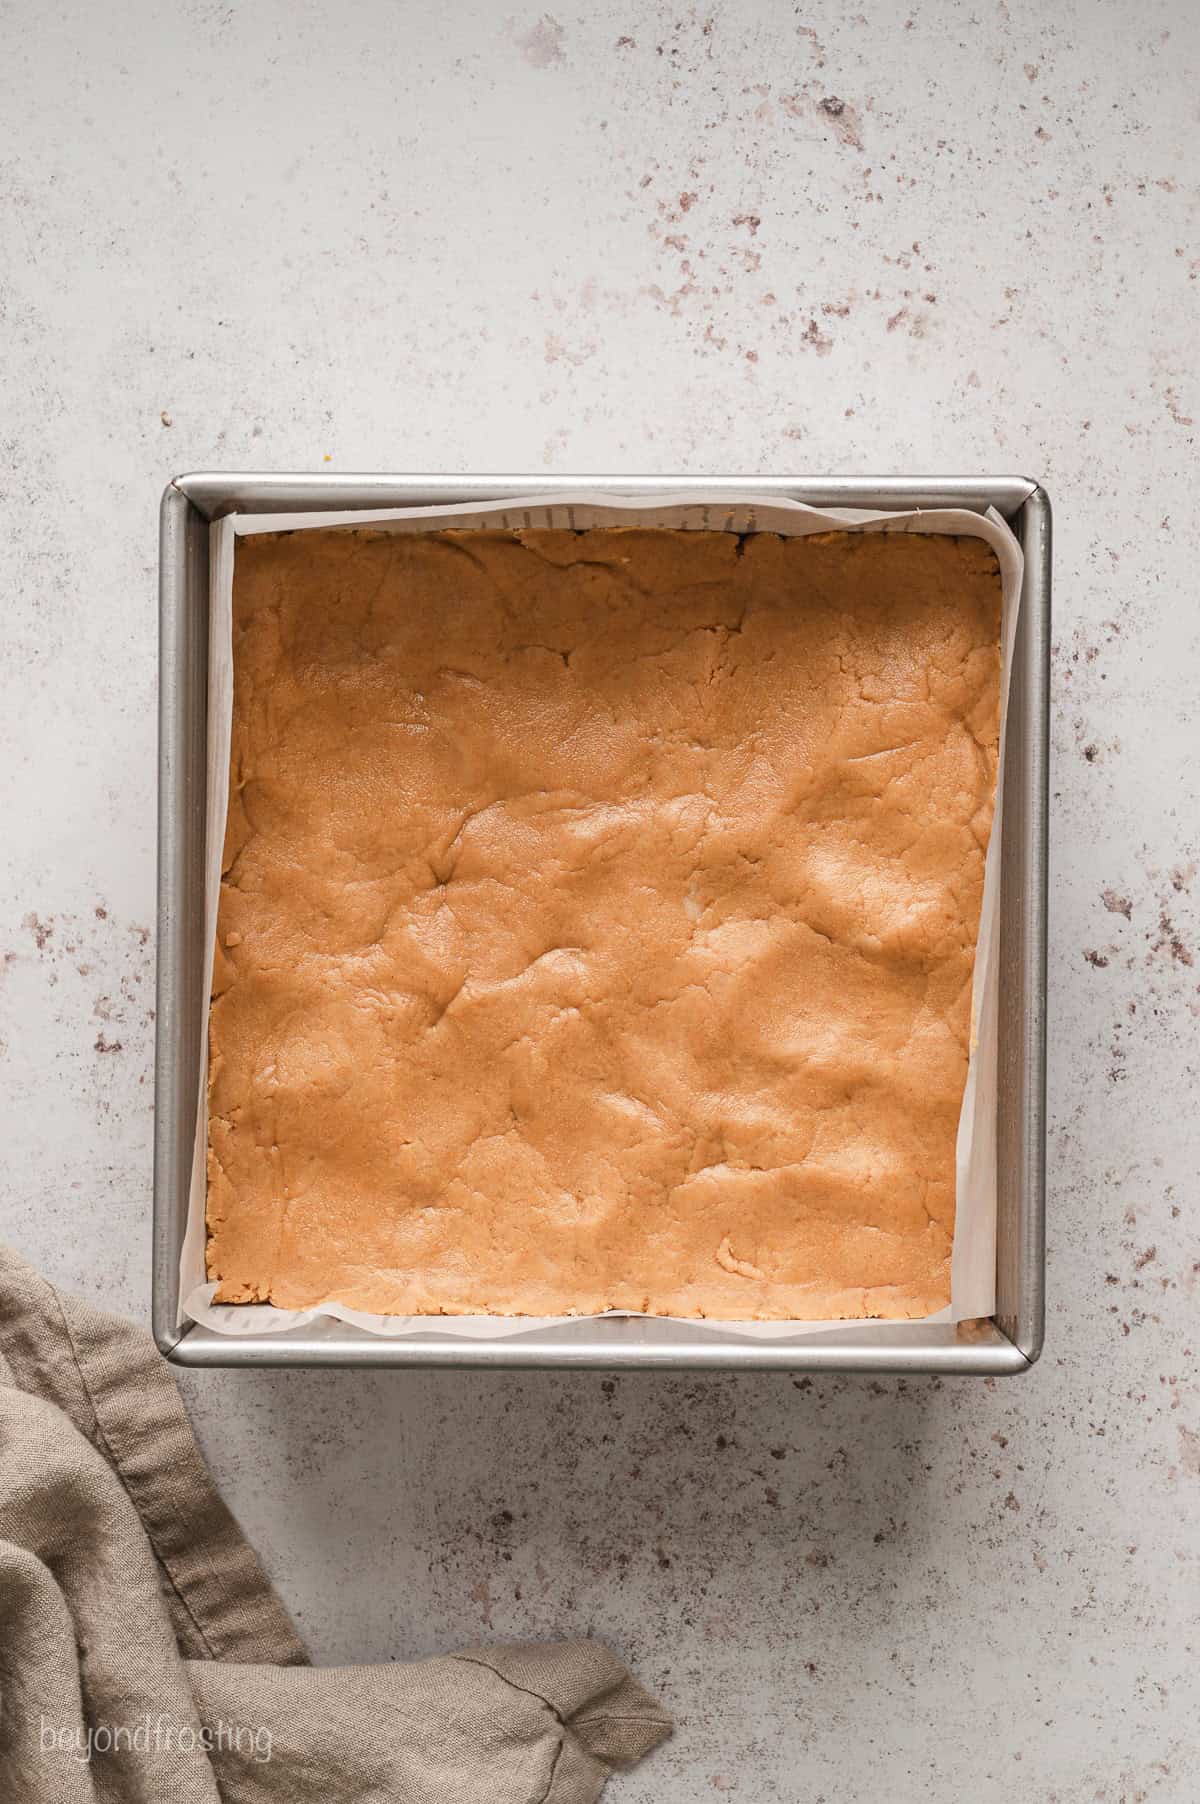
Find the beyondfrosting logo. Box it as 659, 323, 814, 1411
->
39, 1713, 273, 1766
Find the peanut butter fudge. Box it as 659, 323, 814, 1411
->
207, 527, 1001, 1319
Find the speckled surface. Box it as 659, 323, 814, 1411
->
2, 2, 1198, 1797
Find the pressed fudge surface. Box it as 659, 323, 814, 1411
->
207, 526, 1002, 1319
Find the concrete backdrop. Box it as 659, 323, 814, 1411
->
2, 2, 1197, 1797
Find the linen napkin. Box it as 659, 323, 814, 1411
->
0, 1244, 670, 1801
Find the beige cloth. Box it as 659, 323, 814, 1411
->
0, 1246, 670, 1800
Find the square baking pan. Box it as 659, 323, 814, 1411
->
155, 475, 1049, 1373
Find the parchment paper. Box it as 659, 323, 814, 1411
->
181, 492, 1023, 1339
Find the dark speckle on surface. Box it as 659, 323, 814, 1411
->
516, 14, 565, 69
1151, 907, 1194, 968
23, 913, 54, 952
814, 92, 865, 153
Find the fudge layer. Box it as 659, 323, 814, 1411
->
207, 526, 1001, 1319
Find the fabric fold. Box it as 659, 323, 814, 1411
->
0, 1244, 670, 1801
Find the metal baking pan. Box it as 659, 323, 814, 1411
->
155, 475, 1049, 1373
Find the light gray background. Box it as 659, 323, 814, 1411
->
3, 2, 1197, 1798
